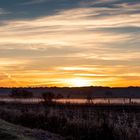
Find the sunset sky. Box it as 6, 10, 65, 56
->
0, 0, 140, 87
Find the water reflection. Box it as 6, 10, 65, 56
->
0, 98, 140, 104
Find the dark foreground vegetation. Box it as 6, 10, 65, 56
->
0, 101, 140, 140
0, 118, 62, 140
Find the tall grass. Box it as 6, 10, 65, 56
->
0, 102, 139, 140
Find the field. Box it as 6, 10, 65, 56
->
0, 101, 139, 140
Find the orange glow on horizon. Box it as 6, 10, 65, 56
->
0, 75, 139, 88
0, 4, 139, 88
66, 78, 92, 87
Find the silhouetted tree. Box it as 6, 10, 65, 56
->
42, 92, 55, 103
67, 94, 71, 99
105, 91, 112, 104
56, 93, 63, 99
85, 88, 93, 104
129, 98, 132, 104
86, 94, 93, 104
10, 89, 33, 98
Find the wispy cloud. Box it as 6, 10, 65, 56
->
0, 0, 139, 87
0, 8, 9, 15
20, 0, 46, 5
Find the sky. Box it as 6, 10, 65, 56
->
0, 0, 140, 87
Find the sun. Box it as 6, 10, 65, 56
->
69, 78, 91, 87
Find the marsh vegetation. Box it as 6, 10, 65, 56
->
0, 100, 139, 140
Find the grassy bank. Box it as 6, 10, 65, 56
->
0, 118, 62, 140
0, 102, 140, 140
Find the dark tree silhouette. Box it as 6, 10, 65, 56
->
55, 93, 63, 99
105, 91, 113, 104
10, 89, 33, 98
42, 92, 55, 103
86, 88, 93, 104
86, 94, 93, 104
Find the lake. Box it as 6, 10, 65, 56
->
0, 97, 140, 104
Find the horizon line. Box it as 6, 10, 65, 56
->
0, 86, 139, 89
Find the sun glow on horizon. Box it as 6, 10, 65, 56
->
68, 78, 91, 87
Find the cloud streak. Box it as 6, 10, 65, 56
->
21, 0, 47, 5
0, 0, 139, 87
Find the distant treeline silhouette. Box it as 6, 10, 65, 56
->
0, 86, 139, 99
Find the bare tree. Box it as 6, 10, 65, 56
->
105, 91, 112, 104
42, 92, 55, 103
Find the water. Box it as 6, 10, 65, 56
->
0, 97, 140, 104
55, 98, 140, 104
